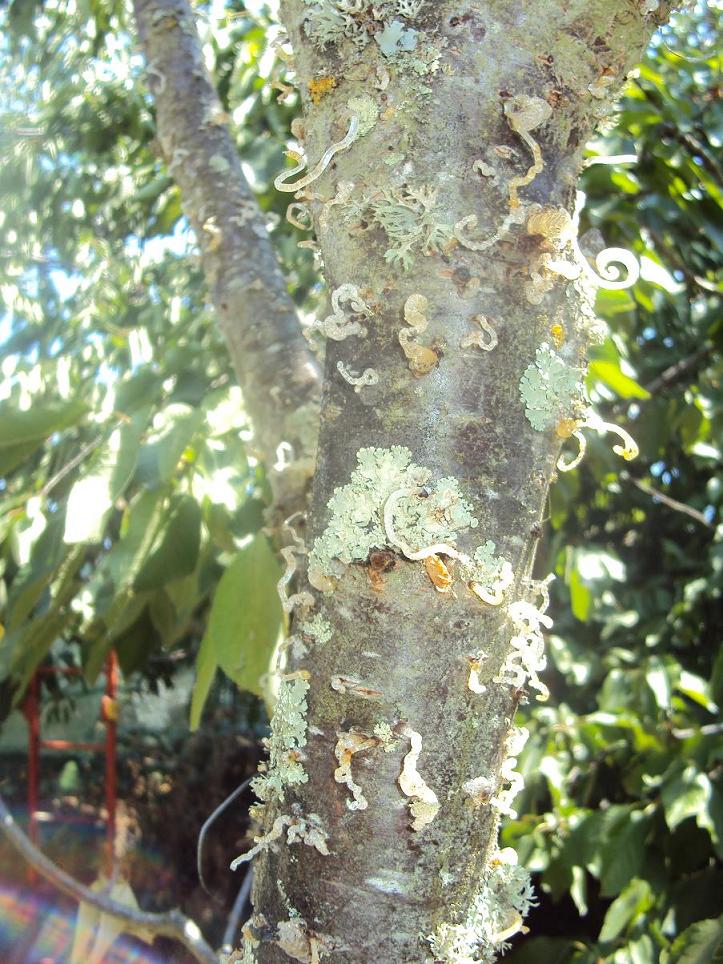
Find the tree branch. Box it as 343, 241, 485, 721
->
133, 0, 321, 524
0, 794, 218, 964
623, 471, 712, 528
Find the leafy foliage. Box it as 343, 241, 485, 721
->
0, 0, 306, 717
506, 6, 723, 960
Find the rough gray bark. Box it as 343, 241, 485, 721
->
241, 2, 670, 962
134, 0, 321, 525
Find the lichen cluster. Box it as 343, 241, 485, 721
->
308, 446, 478, 587
519, 342, 583, 431
251, 676, 310, 805
351, 184, 455, 271
428, 849, 536, 963
301, 612, 333, 646
302, 1, 423, 54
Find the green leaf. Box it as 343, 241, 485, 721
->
588, 361, 651, 399
667, 915, 723, 964
202, 536, 281, 697
189, 631, 218, 731
570, 568, 593, 622
133, 495, 202, 591
0, 440, 42, 476
63, 421, 142, 544
0, 399, 88, 447
599, 878, 654, 942
662, 765, 713, 835
599, 808, 649, 896
155, 408, 203, 482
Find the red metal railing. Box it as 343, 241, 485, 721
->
22, 651, 119, 877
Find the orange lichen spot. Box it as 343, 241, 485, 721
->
424, 554, 452, 593
309, 75, 337, 105
549, 321, 566, 348
556, 418, 579, 439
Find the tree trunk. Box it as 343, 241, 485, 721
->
241, 2, 667, 962
135, 0, 322, 529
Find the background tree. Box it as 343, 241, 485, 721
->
0, 0, 720, 962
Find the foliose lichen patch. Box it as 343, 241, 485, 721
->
427, 848, 537, 963
307, 446, 479, 589
251, 675, 310, 805
518, 342, 584, 431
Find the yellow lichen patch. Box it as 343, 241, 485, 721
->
308, 75, 337, 105
334, 729, 379, 811
424, 554, 452, 593
549, 321, 566, 348
398, 728, 440, 831
555, 417, 580, 439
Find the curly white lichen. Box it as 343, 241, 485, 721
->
399, 293, 438, 375
230, 806, 330, 869
274, 115, 360, 193
519, 342, 584, 432
251, 675, 310, 805
427, 848, 536, 963
490, 726, 529, 819
309, 283, 371, 341
460, 541, 514, 606
496, 595, 553, 701
460, 315, 498, 353
336, 360, 379, 390
556, 407, 639, 472
523, 195, 641, 303
398, 727, 440, 831
334, 729, 378, 810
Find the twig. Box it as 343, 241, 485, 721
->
623, 472, 712, 528
197, 776, 252, 899
643, 344, 714, 398
0, 794, 218, 964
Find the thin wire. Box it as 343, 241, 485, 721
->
221, 866, 254, 954
197, 776, 252, 899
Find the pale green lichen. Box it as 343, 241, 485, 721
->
460, 541, 514, 604
302, 1, 424, 51
302, 612, 333, 646
251, 676, 310, 804
375, 19, 418, 56
373, 721, 398, 751
362, 185, 455, 271
519, 342, 583, 431
347, 94, 379, 135
427, 850, 537, 962
308, 446, 478, 586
